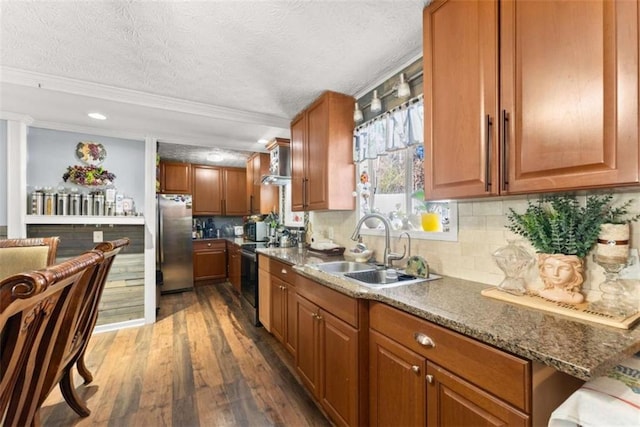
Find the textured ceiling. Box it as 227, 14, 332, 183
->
0, 0, 428, 163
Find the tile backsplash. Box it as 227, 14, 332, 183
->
310, 191, 640, 301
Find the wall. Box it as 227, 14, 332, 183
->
311, 190, 640, 299
27, 127, 145, 213
27, 223, 145, 325
0, 119, 7, 228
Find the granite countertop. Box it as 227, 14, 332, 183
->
257, 247, 640, 382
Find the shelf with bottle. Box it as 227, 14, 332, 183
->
24, 214, 144, 225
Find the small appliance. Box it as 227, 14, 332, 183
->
245, 221, 268, 242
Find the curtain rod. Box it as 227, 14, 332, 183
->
355, 93, 423, 131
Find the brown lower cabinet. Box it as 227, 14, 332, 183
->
259, 259, 582, 427
192, 239, 227, 282
269, 259, 297, 356
295, 273, 367, 427
370, 301, 530, 426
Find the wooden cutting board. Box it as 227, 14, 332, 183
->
481, 287, 640, 329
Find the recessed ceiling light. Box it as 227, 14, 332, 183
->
88, 112, 107, 120
207, 154, 223, 162
257, 138, 269, 144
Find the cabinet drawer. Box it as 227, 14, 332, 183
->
193, 239, 226, 251
296, 274, 358, 328
370, 302, 530, 412
271, 259, 295, 284
258, 254, 271, 273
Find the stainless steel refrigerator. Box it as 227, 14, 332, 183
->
157, 194, 194, 293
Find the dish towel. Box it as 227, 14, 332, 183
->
548, 352, 640, 427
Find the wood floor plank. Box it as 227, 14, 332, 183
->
39, 282, 330, 426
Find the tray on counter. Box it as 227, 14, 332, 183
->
305, 244, 346, 257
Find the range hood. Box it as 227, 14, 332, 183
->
261, 138, 291, 186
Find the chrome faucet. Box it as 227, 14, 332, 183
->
351, 213, 404, 268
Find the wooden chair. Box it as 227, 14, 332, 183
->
52, 238, 131, 417
0, 250, 103, 427
0, 237, 60, 280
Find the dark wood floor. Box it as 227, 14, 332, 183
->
40, 283, 331, 426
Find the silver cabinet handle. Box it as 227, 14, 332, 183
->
281, 268, 287, 274
426, 374, 434, 384
414, 332, 435, 348
207, 243, 212, 247
411, 365, 420, 374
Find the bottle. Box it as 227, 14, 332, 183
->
192, 221, 197, 239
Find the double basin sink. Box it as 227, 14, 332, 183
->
312, 261, 439, 289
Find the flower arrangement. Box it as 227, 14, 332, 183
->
62, 165, 116, 187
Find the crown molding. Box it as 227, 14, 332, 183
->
0, 112, 34, 124
0, 66, 290, 128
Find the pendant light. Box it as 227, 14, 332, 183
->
370, 90, 382, 113
354, 102, 364, 122
396, 73, 411, 98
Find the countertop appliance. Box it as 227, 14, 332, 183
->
245, 220, 268, 242
157, 194, 194, 293
240, 242, 267, 326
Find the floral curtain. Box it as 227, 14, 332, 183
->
353, 96, 424, 163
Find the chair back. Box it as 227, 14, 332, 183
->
63, 238, 131, 372
0, 237, 60, 280
0, 250, 102, 427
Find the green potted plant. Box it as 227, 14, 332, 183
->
506, 194, 613, 304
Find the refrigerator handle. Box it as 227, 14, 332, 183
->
159, 204, 164, 264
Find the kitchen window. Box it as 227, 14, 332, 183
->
354, 98, 457, 241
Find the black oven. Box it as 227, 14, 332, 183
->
240, 243, 264, 326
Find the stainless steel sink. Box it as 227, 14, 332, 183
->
312, 261, 440, 289
344, 269, 439, 288
315, 261, 376, 274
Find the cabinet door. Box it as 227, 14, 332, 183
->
223, 168, 247, 215
501, 0, 639, 193
320, 309, 359, 427
306, 96, 330, 210
295, 294, 320, 398
258, 266, 271, 331
291, 113, 307, 211
246, 155, 255, 214
423, 0, 499, 200
192, 165, 222, 215
427, 362, 529, 426
285, 285, 297, 356
161, 162, 192, 194
370, 330, 426, 427
270, 277, 286, 343
193, 249, 227, 281
254, 153, 279, 214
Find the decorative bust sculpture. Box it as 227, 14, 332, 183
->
538, 254, 585, 304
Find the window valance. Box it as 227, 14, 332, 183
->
353, 95, 424, 163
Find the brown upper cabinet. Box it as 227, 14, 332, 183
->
159, 161, 191, 194
192, 165, 247, 216
246, 151, 279, 215
223, 167, 248, 216
192, 165, 222, 215
423, 0, 639, 200
291, 91, 356, 212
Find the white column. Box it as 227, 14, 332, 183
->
143, 136, 158, 324
6, 120, 28, 238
